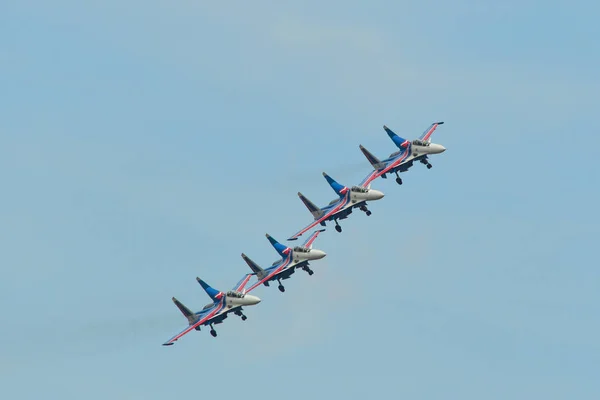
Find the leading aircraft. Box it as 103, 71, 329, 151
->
243, 229, 326, 293
288, 172, 385, 239
359, 121, 446, 187
162, 276, 260, 346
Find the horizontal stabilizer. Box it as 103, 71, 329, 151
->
172, 297, 198, 325
298, 192, 324, 219
359, 145, 386, 170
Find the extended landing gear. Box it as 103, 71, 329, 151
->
277, 279, 286, 292
303, 266, 314, 276
334, 221, 342, 233
209, 324, 217, 337
360, 205, 372, 216
235, 310, 248, 321
395, 172, 402, 185
420, 159, 432, 169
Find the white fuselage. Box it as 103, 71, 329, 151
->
225, 294, 261, 308
410, 142, 446, 158
292, 248, 326, 264
349, 189, 385, 204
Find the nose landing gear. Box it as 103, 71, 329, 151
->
209, 324, 217, 337
360, 205, 372, 216
277, 279, 286, 292
334, 221, 342, 233
395, 172, 402, 185
303, 265, 314, 276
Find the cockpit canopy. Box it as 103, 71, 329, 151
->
351, 186, 368, 193
412, 139, 429, 146
226, 290, 245, 298
293, 246, 310, 253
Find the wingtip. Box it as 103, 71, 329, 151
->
171, 297, 177, 302
195, 277, 201, 282
322, 171, 327, 177
437, 121, 444, 124
162, 343, 174, 346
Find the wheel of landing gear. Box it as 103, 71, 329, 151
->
241, 315, 247, 321
396, 177, 402, 185
278, 285, 285, 292
335, 225, 342, 233
366, 211, 372, 216
210, 330, 217, 337
308, 271, 314, 276
427, 164, 432, 169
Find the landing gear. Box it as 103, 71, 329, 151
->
278, 279, 285, 292
360, 205, 372, 216
209, 324, 217, 337
235, 310, 247, 321
420, 159, 432, 169
303, 266, 314, 276
427, 163, 432, 169
335, 224, 342, 233
395, 172, 402, 185
366, 210, 372, 216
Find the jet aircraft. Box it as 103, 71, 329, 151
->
359, 121, 446, 187
243, 229, 326, 293
288, 172, 384, 239
162, 276, 260, 346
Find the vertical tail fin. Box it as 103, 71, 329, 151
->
359, 145, 386, 170
196, 278, 223, 301
383, 125, 410, 149
298, 192, 324, 219
266, 234, 291, 257
172, 297, 198, 325
322, 172, 348, 196
241, 253, 265, 275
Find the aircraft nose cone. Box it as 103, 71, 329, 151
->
369, 189, 385, 200
246, 295, 261, 305
310, 249, 327, 260
430, 144, 446, 154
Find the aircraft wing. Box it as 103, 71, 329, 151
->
288, 198, 349, 240
358, 151, 410, 188
302, 229, 326, 248
162, 302, 224, 346
232, 273, 254, 293
419, 121, 444, 142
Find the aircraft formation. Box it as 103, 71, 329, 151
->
163, 122, 446, 345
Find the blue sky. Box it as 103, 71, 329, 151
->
1, 1, 599, 398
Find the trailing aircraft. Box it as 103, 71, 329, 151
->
288, 172, 384, 239
162, 276, 260, 346
243, 229, 326, 293
359, 121, 446, 187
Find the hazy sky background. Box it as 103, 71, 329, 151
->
1, 1, 599, 399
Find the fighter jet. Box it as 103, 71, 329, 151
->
359, 121, 446, 187
243, 229, 326, 293
288, 172, 385, 239
162, 276, 260, 345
